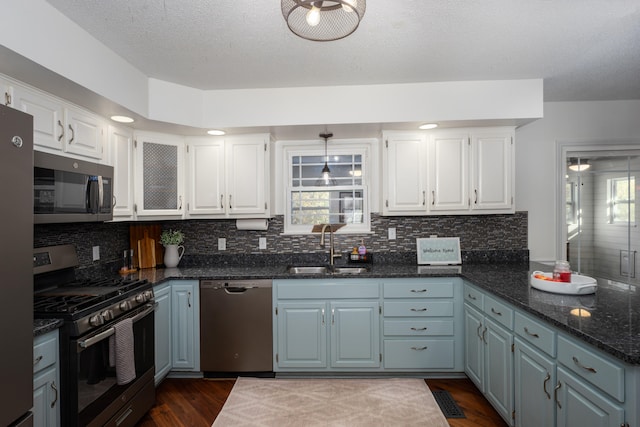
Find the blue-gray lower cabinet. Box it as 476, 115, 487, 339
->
154, 282, 172, 384
33, 330, 60, 427
466, 281, 638, 427
171, 281, 200, 372
274, 279, 380, 372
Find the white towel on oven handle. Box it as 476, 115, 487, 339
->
108, 317, 136, 385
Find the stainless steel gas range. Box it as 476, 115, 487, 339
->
33, 245, 155, 427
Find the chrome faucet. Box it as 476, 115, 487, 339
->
320, 224, 342, 266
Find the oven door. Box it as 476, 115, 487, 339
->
68, 303, 155, 427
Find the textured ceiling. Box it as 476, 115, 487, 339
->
45, 0, 640, 102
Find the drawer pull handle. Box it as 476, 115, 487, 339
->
410, 289, 427, 293
411, 327, 427, 331
34, 355, 43, 366
572, 356, 597, 373
411, 346, 428, 351
543, 372, 551, 399
410, 308, 427, 312
524, 327, 539, 338
490, 307, 503, 316
554, 382, 562, 409
467, 293, 477, 300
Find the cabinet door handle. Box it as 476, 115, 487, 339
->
422, 191, 426, 206
220, 194, 224, 208
543, 372, 551, 399
34, 355, 43, 366
490, 307, 503, 316
51, 381, 58, 408
331, 308, 335, 325
482, 326, 487, 343
187, 291, 191, 308
474, 189, 478, 204
229, 194, 232, 209
554, 382, 562, 409
411, 346, 428, 351
572, 356, 597, 373
410, 308, 427, 312
431, 190, 435, 206
178, 195, 183, 210
524, 327, 539, 338
411, 327, 427, 331
4, 92, 11, 106
68, 124, 75, 144
476, 323, 483, 340
321, 308, 325, 325
57, 120, 64, 141
467, 293, 477, 300
410, 289, 427, 293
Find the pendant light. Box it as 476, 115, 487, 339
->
316, 132, 337, 186
282, 0, 366, 42
568, 158, 590, 171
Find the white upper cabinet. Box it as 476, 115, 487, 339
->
429, 132, 470, 211
134, 131, 185, 218
471, 131, 514, 211
382, 132, 429, 215
110, 125, 135, 219
383, 127, 515, 216
12, 81, 105, 160
185, 134, 270, 218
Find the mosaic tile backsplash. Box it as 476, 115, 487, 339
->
34, 212, 528, 273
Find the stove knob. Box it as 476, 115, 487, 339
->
89, 314, 104, 327
119, 300, 131, 312
144, 290, 154, 300
101, 309, 114, 321
135, 293, 147, 303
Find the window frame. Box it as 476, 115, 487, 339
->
282, 141, 372, 234
608, 175, 636, 224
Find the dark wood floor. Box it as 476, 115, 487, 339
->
137, 377, 507, 427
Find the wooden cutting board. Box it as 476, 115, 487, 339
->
129, 224, 163, 268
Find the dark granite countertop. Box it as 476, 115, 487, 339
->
34, 318, 64, 337
113, 261, 640, 365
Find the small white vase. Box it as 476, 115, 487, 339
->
163, 244, 184, 268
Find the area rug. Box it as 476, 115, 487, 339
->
212, 377, 449, 426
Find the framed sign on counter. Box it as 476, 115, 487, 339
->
416, 237, 461, 265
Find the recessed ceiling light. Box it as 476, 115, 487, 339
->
418, 123, 438, 130
110, 115, 134, 123
207, 129, 226, 136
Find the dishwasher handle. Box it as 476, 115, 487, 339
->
224, 287, 249, 294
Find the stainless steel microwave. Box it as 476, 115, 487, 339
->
34, 151, 113, 224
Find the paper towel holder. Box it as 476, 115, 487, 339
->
235, 219, 269, 231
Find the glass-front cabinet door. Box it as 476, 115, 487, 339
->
134, 132, 185, 217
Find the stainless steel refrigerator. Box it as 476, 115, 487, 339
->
0, 104, 34, 426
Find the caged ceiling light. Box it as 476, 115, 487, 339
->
282, 0, 366, 42
315, 132, 338, 186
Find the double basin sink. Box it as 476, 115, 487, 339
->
286, 265, 370, 275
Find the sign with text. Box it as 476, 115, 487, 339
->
416, 237, 461, 265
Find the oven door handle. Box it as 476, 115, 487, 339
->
78, 303, 156, 350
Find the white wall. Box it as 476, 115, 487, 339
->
515, 100, 640, 261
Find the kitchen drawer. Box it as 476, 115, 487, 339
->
33, 331, 58, 373
384, 339, 455, 369
557, 335, 624, 402
384, 300, 453, 317
383, 319, 454, 336
514, 312, 556, 356
483, 295, 513, 330
276, 280, 379, 300
463, 283, 484, 310
383, 281, 454, 299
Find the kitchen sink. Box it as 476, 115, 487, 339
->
331, 266, 370, 275
285, 265, 370, 275
286, 266, 330, 274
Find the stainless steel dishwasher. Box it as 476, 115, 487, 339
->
200, 279, 274, 376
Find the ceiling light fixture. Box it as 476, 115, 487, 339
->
110, 115, 134, 123
568, 158, 590, 171
419, 123, 438, 130
207, 129, 226, 136
282, 0, 366, 42
315, 132, 337, 186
